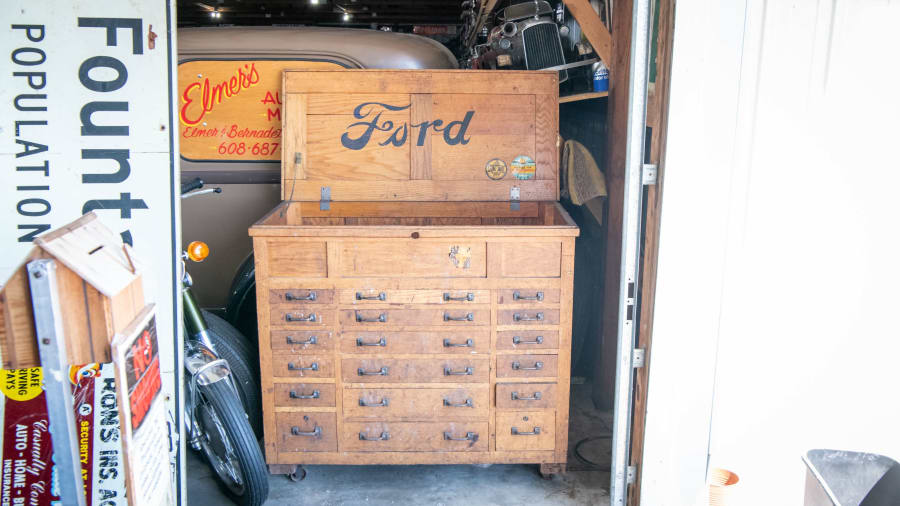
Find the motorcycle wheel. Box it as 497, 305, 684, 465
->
195, 379, 269, 506
202, 310, 262, 438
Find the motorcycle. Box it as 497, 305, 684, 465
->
181, 178, 268, 505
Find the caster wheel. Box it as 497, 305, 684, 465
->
287, 467, 307, 482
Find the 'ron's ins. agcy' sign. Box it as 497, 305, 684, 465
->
340, 102, 474, 150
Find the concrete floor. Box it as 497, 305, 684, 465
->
187, 384, 612, 506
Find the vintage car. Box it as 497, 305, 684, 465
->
177, 26, 457, 339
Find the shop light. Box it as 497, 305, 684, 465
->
310, 0, 319, 4
343, 12, 351, 21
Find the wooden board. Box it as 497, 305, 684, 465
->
280, 70, 559, 202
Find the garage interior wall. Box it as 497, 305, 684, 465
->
640, 0, 900, 504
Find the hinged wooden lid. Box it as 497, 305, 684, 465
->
280, 69, 559, 202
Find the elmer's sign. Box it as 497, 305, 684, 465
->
177, 59, 342, 161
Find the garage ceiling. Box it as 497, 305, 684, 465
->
178, 0, 467, 27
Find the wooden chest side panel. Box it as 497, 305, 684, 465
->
338, 241, 487, 278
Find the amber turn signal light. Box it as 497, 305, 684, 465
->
187, 241, 209, 262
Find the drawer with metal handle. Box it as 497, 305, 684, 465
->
270, 306, 331, 327
340, 309, 490, 327
342, 386, 489, 420
495, 383, 556, 410
275, 412, 337, 452
274, 383, 336, 407
495, 411, 556, 451
272, 356, 334, 378
341, 358, 489, 383
270, 330, 335, 351
340, 289, 490, 305
340, 331, 490, 355
495, 330, 559, 350
341, 422, 489, 452
269, 289, 333, 305
497, 289, 560, 305
498, 309, 560, 325
496, 354, 558, 378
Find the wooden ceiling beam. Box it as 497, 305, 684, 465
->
562, 0, 612, 68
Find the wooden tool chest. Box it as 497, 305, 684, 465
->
250, 69, 579, 475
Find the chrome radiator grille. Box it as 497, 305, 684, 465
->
522, 21, 568, 83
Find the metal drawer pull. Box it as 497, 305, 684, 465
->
511, 426, 541, 436
443, 338, 474, 348
285, 291, 317, 301
358, 397, 389, 407
357, 366, 389, 376
286, 335, 317, 345
358, 431, 390, 441
287, 362, 319, 372
285, 312, 317, 323
289, 389, 320, 400
356, 337, 387, 347
355, 311, 387, 323
443, 292, 475, 302
443, 398, 474, 408
443, 312, 474, 322
512, 361, 543, 371
444, 366, 474, 376
512, 335, 544, 345
291, 425, 322, 437
513, 291, 544, 301
356, 291, 386, 301
513, 312, 544, 322
443, 431, 477, 441
511, 391, 542, 401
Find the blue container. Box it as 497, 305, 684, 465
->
592, 61, 609, 92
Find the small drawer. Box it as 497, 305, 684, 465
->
276, 412, 337, 452
495, 383, 557, 410
495, 411, 555, 451
269, 288, 333, 305
497, 309, 560, 326
497, 289, 560, 305
342, 358, 489, 383
340, 309, 490, 327
342, 386, 489, 420
270, 306, 331, 327
272, 356, 334, 378
274, 383, 336, 408
340, 331, 490, 355
340, 289, 490, 305
496, 354, 558, 378
270, 330, 335, 352
496, 330, 559, 350
341, 422, 488, 452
